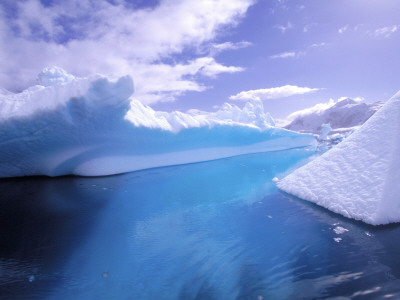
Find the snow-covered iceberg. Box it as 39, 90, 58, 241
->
0, 68, 316, 178
277, 91, 400, 225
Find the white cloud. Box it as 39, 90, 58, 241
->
134, 57, 243, 103
338, 25, 349, 34
373, 25, 399, 38
0, 0, 254, 103
269, 51, 305, 59
275, 21, 293, 33
229, 85, 320, 101
310, 42, 326, 48
210, 41, 252, 54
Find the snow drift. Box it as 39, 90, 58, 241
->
284, 97, 383, 136
277, 91, 400, 225
0, 67, 316, 178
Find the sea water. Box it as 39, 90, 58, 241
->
1, 148, 400, 299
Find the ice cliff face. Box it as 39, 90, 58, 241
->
278, 90, 400, 225
0, 68, 316, 178
284, 98, 383, 135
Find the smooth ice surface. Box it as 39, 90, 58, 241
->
278, 91, 400, 225
1, 150, 400, 299
0, 68, 316, 178
285, 98, 383, 136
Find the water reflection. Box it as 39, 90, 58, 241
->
0, 149, 400, 299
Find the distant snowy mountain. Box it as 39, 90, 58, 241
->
284, 98, 384, 136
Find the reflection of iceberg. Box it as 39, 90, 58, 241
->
278, 91, 400, 225
0, 68, 316, 178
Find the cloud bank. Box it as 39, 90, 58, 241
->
229, 85, 320, 101
0, 0, 254, 103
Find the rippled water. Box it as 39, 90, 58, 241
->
1, 148, 400, 299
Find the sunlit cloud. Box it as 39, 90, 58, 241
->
229, 85, 320, 101
373, 25, 399, 38
0, 0, 254, 103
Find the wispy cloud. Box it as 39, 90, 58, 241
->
269, 51, 304, 59
275, 21, 293, 33
338, 25, 349, 34
373, 25, 399, 38
229, 85, 320, 101
310, 42, 326, 48
0, 0, 255, 103
210, 41, 252, 55
133, 57, 244, 103
303, 23, 316, 33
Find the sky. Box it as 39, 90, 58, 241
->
0, 0, 399, 119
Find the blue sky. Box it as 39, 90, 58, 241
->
0, 0, 399, 119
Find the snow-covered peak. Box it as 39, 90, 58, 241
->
284, 97, 384, 135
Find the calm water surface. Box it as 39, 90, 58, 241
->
1, 148, 400, 299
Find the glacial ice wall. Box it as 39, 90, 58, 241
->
0, 68, 316, 177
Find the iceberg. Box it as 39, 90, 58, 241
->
0, 68, 316, 178
277, 91, 400, 225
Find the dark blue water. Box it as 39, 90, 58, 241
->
1, 148, 400, 300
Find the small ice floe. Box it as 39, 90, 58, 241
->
333, 226, 349, 234
334, 237, 342, 243
365, 231, 373, 237
272, 177, 279, 183
28, 275, 35, 282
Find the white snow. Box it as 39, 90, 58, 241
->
37, 66, 76, 87
284, 97, 383, 136
277, 90, 400, 225
0, 67, 316, 178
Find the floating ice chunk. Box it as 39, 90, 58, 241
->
334, 238, 342, 243
0, 68, 316, 178
333, 226, 349, 234
278, 90, 400, 225
319, 123, 332, 140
